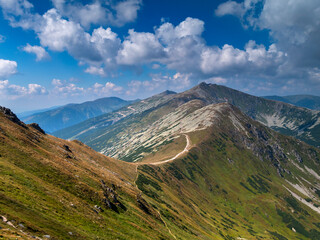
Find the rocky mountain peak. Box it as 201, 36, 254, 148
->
198, 81, 211, 88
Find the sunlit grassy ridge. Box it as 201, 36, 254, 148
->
0, 109, 172, 239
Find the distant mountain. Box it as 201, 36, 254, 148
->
21, 97, 135, 133
264, 95, 320, 110
53, 90, 177, 141
3, 99, 320, 239
54, 83, 320, 151
17, 105, 61, 118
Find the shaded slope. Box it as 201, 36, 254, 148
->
21, 97, 133, 133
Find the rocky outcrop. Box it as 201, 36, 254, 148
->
0, 106, 25, 128
28, 123, 45, 134
63, 144, 72, 153
100, 180, 126, 213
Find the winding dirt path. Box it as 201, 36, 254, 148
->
150, 134, 191, 165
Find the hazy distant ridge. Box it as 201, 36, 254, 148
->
21, 97, 134, 133
264, 95, 320, 110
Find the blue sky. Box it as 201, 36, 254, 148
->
0, 0, 319, 112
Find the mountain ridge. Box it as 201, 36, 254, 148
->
54, 83, 320, 153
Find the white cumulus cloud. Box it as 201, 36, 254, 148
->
156, 17, 204, 45
85, 66, 106, 77
110, 0, 142, 27
200, 40, 285, 77
117, 29, 165, 65
91, 82, 123, 96
0, 0, 33, 16
0, 59, 17, 79
27, 83, 47, 94
23, 44, 50, 61
215, 0, 245, 18
38, 9, 102, 62
51, 0, 142, 28
0, 0, 42, 30
214, 0, 320, 93
2, 0, 319, 95
0, 80, 47, 100
258, 0, 320, 68
51, 78, 123, 98
216, 0, 320, 68
51, 78, 84, 96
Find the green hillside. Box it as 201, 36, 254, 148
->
0, 107, 172, 240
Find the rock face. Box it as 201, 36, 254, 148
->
0, 106, 25, 127
100, 180, 126, 213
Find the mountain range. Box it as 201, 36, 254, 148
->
17, 106, 61, 118
264, 95, 320, 110
2, 91, 320, 239
20, 97, 135, 133
54, 83, 320, 156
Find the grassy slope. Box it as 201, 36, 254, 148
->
0, 111, 173, 240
